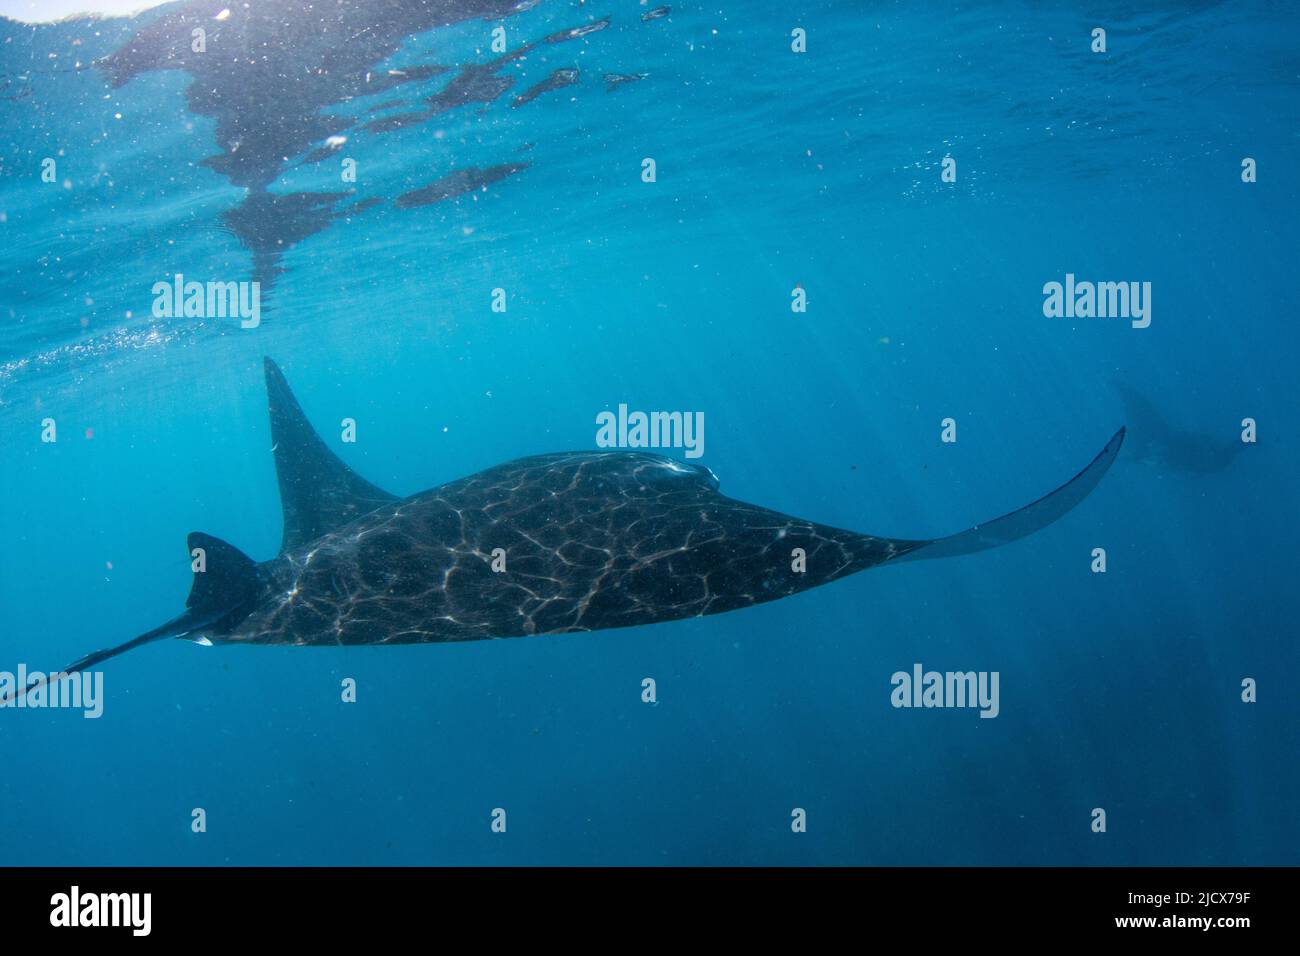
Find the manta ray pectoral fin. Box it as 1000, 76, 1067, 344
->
263, 357, 399, 551
894, 427, 1125, 563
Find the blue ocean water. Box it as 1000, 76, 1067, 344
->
0, 1, 1297, 866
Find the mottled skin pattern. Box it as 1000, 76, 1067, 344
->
226, 452, 916, 647
1, 361, 1119, 707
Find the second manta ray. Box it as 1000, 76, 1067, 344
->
23, 359, 1125, 690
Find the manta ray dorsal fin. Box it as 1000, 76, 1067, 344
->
186, 531, 263, 616
263, 357, 398, 551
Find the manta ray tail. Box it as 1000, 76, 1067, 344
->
6, 359, 388, 704
0, 610, 202, 706
1, 533, 263, 705
894, 427, 1125, 563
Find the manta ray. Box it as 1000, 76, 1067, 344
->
9, 360, 1123, 700
1113, 381, 1244, 475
